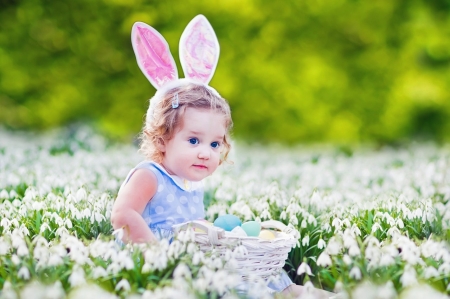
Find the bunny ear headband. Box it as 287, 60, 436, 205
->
131, 15, 220, 122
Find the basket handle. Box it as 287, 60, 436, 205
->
261, 220, 300, 239
172, 220, 225, 245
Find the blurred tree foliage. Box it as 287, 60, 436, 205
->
1, 0, 450, 144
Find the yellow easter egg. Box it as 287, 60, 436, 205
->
194, 227, 206, 233
259, 229, 276, 240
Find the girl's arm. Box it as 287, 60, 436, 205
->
111, 168, 159, 244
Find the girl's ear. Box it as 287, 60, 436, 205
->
156, 137, 166, 152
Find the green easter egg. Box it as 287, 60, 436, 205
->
241, 221, 261, 237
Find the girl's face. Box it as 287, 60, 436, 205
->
159, 107, 226, 181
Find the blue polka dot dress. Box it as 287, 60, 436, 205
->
121, 161, 205, 241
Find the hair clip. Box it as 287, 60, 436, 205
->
172, 93, 179, 108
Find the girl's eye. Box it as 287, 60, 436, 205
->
211, 142, 220, 149
189, 138, 199, 145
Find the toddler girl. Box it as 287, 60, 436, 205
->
111, 15, 331, 299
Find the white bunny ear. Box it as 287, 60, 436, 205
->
179, 15, 220, 84
131, 22, 178, 89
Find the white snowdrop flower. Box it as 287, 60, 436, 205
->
348, 244, 361, 257
0, 189, 9, 199
69, 265, 86, 287
19, 281, 47, 299
317, 252, 332, 267
301, 219, 307, 228
297, 262, 313, 276
332, 218, 342, 230
39, 222, 50, 234
289, 214, 298, 226
302, 235, 310, 247
232, 245, 248, 259
17, 243, 29, 257
19, 225, 29, 237
75, 188, 87, 202
173, 263, 192, 280
371, 222, 381, 234
342, 218, 351, 228
351, 281, 378, 299
396, 218, 404, 229
317, 238, 326, 250
115, 279, 131, 292
10, 190, 18, 199
48, 254, 64, 267
91, 266, 108, 279
192, 251, 204, 265
423, 266, 440, 279
326, 237, 342, 255
117, 251, 134, 270
45, 281, 65, 299
0, 218, 10, 230
0, 239, 10, 255
438, 262, 450, 276
349, 266, 362, 280
18, 266, 30, 280
387, 226, 401, 238
400, 283, 447, 299
69, 284, 118, 299
379, 254, 396, 267
64, 218, 73, 229
400, 265, 417, 287
280, 211, 287, 220
308, 214, 317, 225
343, 254, 352, 265
141, 263, 152, 274
351, 224, 361, 236
107, 262, 121, 275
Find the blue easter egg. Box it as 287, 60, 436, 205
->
213, 214, 242, 231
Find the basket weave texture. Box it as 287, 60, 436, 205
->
173, 220, 299, 280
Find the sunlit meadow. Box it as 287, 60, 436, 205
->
0, 127, 449, 299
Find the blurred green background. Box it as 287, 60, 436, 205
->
1, 0, 450, 144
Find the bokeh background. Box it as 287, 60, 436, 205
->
1, 0, 450, 144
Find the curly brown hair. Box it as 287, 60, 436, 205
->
139, 82, 233, 164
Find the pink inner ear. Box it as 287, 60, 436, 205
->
133, 24, 178, 89
180, 16, 219, 84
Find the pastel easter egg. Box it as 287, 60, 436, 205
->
241, 221, 261, 237
259, 229, 276, 240
231, 226, 247, 237
194, 219, 213, 233
213, 214, 242, 231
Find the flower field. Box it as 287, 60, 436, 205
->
0, 127, 449, 299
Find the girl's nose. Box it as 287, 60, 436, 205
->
198, 146, 210, 159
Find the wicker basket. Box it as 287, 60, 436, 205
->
172, 220, 299, 280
